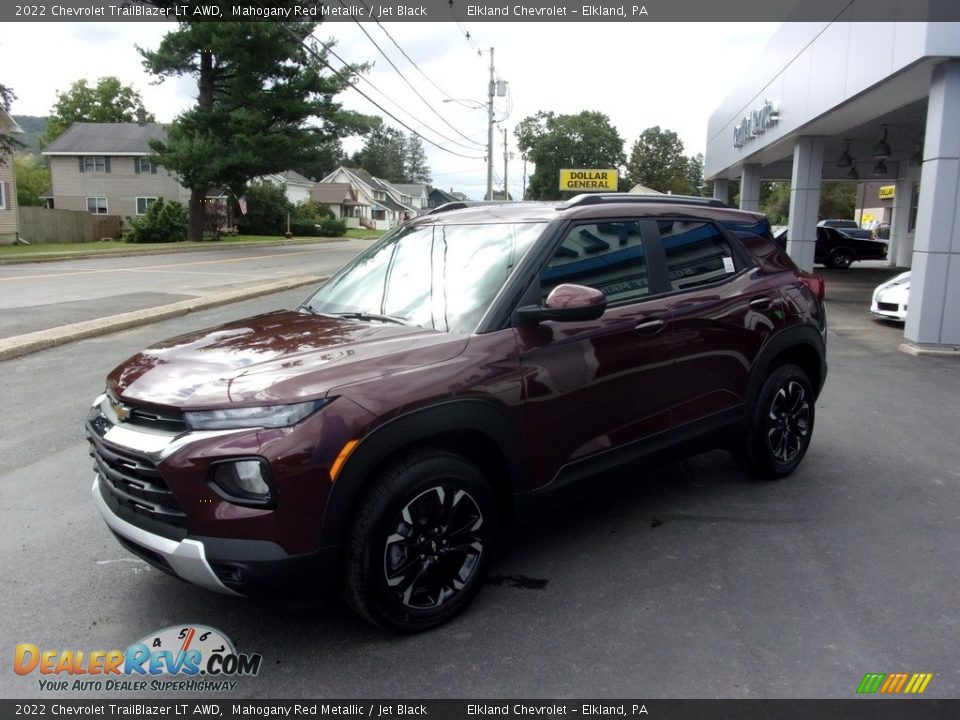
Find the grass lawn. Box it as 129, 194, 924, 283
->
0, 229, 383, 262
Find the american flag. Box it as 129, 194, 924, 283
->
237, 195, 248, 215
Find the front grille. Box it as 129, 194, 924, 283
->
877, 302, 900, 312
106, 392, 188, 433
111, 531, 178, 577
89, 435, 187, 527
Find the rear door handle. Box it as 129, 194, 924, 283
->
634, 319, 666, 334
748, 296, 773, 311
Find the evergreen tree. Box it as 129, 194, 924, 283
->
0, 84, 22, 163
140, 12, 369, 240
405, 133, 431, 184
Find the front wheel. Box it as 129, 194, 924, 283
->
344, 452, 496, 632
737, 364, 815, 479
829, 248, 854, 269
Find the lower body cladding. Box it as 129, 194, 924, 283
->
86, 394, 351, 597
91, 475, 331, 596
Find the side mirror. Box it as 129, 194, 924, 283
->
514, 283, 607, 325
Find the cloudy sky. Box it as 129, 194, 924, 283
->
1, 21, 780, 199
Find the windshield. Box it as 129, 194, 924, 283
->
303, 222, 545, 334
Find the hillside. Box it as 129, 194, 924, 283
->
12, 115, 47, 154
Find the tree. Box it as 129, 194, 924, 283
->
759, 181, 856, 224
405, 134, 431, 184
686, 152, 705, 196
626, 126, 692, 195
41, 77, 153, 146
235, 181, 293, 236
140, 13, 370, 240
1, 84, 22, 164
14, 154, 50, 206
356, 125, 407, 182
515, 111, 625, 200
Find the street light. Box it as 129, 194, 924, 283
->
442, 47, 506, 201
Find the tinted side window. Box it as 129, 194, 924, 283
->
660, 221, 737, 291
540, 221, 650, 305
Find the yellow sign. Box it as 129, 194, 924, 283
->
560, 168, 619, 192
879, 185, 896, 199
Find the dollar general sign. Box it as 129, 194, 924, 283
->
560, 169, 619, 192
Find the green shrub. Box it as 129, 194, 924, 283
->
289, 219, 321, 237
294, 199, 335, 221
235, 182, 293, 236
126, 199, 188, 243
317, 217, 347, 237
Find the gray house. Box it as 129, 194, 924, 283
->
42, 121, 190, 218
0, 106, 21, 244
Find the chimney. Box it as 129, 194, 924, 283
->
136, 108, 147, 126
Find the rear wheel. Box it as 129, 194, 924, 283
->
828, 248, 854, 268
344, 451, 496, 632
737, 364, 815, 479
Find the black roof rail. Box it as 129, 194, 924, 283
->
556, 193, 731, 210
424, 202, 470, 215
424, 200, 543, 216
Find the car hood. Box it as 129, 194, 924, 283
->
108, 310, 468, 408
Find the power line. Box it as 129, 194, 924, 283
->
280, 26, 485, 161
342, 0, 486, 149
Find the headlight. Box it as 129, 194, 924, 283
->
184, 399, 328, 430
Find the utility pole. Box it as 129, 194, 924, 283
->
486, 47, 495, 201
503, 128, 509, 200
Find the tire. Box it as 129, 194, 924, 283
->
344, 451, 496, 632
737, 364, 815, 479
828, 248, 854, 269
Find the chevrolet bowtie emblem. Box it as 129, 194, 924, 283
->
111, 399, 131, 422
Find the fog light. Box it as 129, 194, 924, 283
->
210, 459, 273, 506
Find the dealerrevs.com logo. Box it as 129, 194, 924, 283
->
14, 625, 262, 693
856, 672, 934, 695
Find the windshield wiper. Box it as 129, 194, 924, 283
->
334, 311, 412, 326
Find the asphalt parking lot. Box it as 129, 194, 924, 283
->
2, 262, 958, 700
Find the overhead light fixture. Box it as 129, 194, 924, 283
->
909, 145, 923, 167
872, 125, 891, 159
846, 162, 859, 180
836, 139, 853, 168
873, 159, 888, 176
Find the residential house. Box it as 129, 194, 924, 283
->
309, 182, 366, 228
428, 187, 464, 208
0, 106, 21, 244
392, 183, 429, 211
257, 169, 315, 205
319, 166, 419, 230
42, 121, 191, 220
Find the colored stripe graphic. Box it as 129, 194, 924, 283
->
857, 672, 932, 694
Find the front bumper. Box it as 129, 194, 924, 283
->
92, 475, 241, 595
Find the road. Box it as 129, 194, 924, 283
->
1, 266, 958, 700
0, 240, 373, 338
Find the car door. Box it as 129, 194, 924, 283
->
658, 219, 783, 428
513, 219, 676, 492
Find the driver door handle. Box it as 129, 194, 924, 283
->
634, 319, 666, 335
748, 296, 773, 311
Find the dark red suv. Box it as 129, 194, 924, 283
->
87, 194, 826, 631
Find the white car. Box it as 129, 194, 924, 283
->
871, 271, 910, 322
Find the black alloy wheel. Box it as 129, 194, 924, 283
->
737, 364, 816, 479
344, 451, 496, 632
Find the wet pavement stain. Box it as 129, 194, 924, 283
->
486, 574, 549, 590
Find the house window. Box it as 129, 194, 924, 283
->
136, 157, 156, 174
82, 156, 108, 173
86, 197, 108, 215
0, 181, 6, 210
136, 197, 158, 215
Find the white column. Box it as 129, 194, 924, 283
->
786, 137, 824, 272
739, 164, 762, 212
904, 60, 960, 351
712, 178, 730, 204
889, 177, 913, 268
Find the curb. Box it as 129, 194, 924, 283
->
0, 274, 327, 363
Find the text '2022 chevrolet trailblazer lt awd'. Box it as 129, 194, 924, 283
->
88, 194, 827, 631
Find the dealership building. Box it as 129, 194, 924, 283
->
705, 17, 960, 353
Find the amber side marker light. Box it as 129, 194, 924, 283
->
330, 440, 360, 481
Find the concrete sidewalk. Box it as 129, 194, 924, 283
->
0, 273, 326, 363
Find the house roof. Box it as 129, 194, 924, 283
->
429, 188, 459, 203
1, 106, 22, 134
628, 183, 664, 195
277, 169, 314, 186
311, 182, 366, 206
393, 183, 428, 197
42, 122, 167, 156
